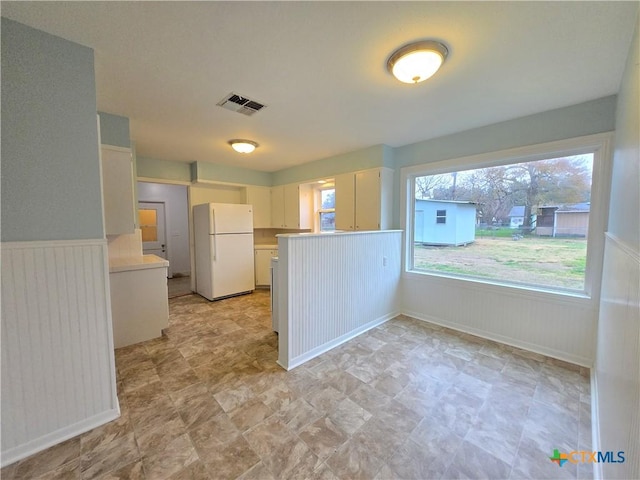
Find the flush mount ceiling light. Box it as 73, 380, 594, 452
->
228, 139, 258, 154
387, 40, 448, 84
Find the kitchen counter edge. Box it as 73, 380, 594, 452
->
109, 254, 169, 273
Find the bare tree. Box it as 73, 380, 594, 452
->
415, 174, 449, 199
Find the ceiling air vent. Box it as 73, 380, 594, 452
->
216, 92, 266, 116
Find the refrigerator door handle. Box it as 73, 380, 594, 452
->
211, 209, 217, 260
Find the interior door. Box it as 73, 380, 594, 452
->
139, 201, 167, 261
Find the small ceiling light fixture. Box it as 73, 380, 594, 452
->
228, 139, 258, 154
387, 40, 448, 84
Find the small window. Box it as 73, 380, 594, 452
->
317, 187, 335, 232
436, 210, 447, 224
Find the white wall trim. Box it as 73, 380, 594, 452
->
590, 368, 603, 480
400, 131, 613, 300
605, 232, 640, 260
1, 238, 118, 467
278, 311, 398, 371
1, 238, 107, 249
403, 308, 593, 367
400, 131, 614, 177
137, 176, 191, 186
101, 144, 132, 154
1, 408, 120, 467
277, 231, 402, 370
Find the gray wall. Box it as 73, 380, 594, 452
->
98, 112, 130, 148
1, 18, 103, 242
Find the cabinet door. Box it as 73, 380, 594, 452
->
255, 249, 273, 286
355, 169, 381, 230
283, 184, 300, 228
101, 146, 135, 235
335, 173, 355, 231
246, 186, 271, 228
271, 186, 285, 228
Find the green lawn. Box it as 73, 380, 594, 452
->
414, 235, 587, 290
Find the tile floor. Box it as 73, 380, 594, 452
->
167, 276, 192, 299
1, 290, 592, 480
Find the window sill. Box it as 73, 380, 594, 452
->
403, 269, 593, 303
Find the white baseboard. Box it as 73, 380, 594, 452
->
403, 309, 593, 367
1, 407, 120, 467
279, 311, 398, 371
590, 369, 603, 480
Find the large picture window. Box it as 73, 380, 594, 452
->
407, 143, 604, 293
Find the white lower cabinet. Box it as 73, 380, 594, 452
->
109, 258, 169, 348
255, 246, 278, 286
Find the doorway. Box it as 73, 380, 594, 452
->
138, 182, 191, 298
139, 201, 168, 261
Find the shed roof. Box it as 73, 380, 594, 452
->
540, 202, 591, 213
508, 206, 526, 217
416, 199, 477, 205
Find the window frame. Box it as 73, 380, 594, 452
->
315, 185, 336, 232
400, 133, 613, 299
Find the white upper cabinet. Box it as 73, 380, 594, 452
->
101, 145, 135, 235
245, 186, 272, 228
271, 184, 312, 229
335, 167, 393, 231
271, 185, 285, 228
335, 173, 356, 231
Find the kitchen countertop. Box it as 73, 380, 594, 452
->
276, 230, 402, 238
109, 254, 169, 273
254, 244, 278, 250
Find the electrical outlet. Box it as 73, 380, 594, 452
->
383, 256, 388, 267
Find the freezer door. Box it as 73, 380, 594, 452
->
211, 233, 255, 298
211, 203, 254, 234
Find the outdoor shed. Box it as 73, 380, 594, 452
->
414, 199, 477, 246
508, 206, 525, 228
536, 202, 590, 237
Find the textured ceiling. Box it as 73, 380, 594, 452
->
2, 1, 637, 172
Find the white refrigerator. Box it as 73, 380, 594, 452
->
193, 203, 255, 300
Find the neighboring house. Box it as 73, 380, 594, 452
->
536, 202, 590, 237
508, 205, 525, 228
414, 199, 476, 246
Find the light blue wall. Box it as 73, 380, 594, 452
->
391, 96, 618, 228
136, 144, 389, 187
191, 161, 272, 187
1, 18, 103, 242
137, 156, 192, 183
272, 144, 388, 186
98, 111, 130, 148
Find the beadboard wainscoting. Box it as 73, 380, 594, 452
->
593, 233, 640, 480
277, 231, 402, 370
1, 239, 119, 466
402, 272, 597, 366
